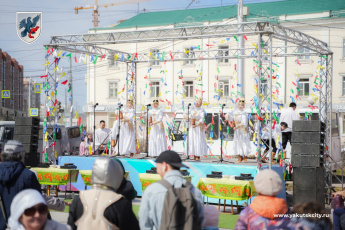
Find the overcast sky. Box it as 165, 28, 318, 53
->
0, 0, 281, 112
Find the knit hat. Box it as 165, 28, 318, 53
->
254, 169, 282, 196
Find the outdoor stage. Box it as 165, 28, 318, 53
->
58, 155, 286, 204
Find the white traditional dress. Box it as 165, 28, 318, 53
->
231, 109, 251, 156
112, 107, 136, 155
186, 107, 207, 157
148, 108, 167, 157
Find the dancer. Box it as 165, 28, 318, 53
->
231, 98, 251, 162
148, 98, 167, 157
112, 99, 136, 156
186, 98, 207, 160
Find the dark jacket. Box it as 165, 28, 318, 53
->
0, 162, 41, 230
117, 178, 137, 203
67, 194, 139, 230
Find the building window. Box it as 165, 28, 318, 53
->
218, 80, 229, 97
150, 49, 160, 66
298, 79, 309, 96
343, 76, 345, 96
218, 46, 229, 63
184, 48, 194, 65
184, 81, 194, 98
297, 46, 310, 60
108, 82, 118, 98
108, 54, 118, 68
150, 81, 160, 98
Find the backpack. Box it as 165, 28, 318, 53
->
158, 179, 202, 230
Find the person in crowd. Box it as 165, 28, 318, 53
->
277, 122, 288, 162
78, 136, 85, 156
0, 140, 41, 230
29, 169, 71, 212
139, 150, 204, 229
8, 189, 70, 230
83, 133, 93, 155
186, 98, 207, 160
148, 98, 167, 157
68, 157, 139, 230
261, 118, 277, 164
230, 98, 251, 162
95, 120, 111, 154
331, 190, 345, 230
235, 169, 288, 229
268, 201, 332, 230
113, 158, 137, 206
203, 205, 219, 230
279, 102, 300, 159
112, 99, 136, 156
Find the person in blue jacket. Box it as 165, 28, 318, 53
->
0, 140, 41, 230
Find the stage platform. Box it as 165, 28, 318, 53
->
58, 155, 286, 205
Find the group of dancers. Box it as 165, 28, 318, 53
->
91, 96, 292, 163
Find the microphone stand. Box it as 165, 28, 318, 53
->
117, 104, 123, 156
93, 103, 98, 154
186, 103, 191, 160
214, 104, 233, 164
146, 104, 151, 158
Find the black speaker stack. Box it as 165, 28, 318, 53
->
291, 120, 325, 205
13, 117, 40, 167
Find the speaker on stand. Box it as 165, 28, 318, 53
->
291, 120, 325, 206
13, 117, 40, 167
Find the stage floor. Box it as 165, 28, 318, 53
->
58, 155, 286, 204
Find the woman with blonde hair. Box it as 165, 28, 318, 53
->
148, 98, 167, 157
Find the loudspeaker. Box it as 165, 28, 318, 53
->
292, 120, 325, 132
291, 155, 323, 167
291, 143, 323, 155
13, 117, 40, 167
14, 125, 39, 135
15, 117, 39, 126
24, 152, 40, 167
291, 132, 325, 144
293, 167, 325, 205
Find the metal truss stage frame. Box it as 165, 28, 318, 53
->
45, 21, 336, 203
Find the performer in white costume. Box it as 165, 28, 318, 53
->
186, 98, 207, 160
148, 98, 167, 157
230, 98, 251, 162
112, 99, 136, 156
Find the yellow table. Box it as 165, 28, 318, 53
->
31, 167, 79, 197
139, 173, 192, 192
196, 178, 257, 214
80, 170, 129, 189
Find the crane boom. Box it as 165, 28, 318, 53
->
74, 0, 151, 28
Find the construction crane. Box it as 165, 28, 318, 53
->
75, 0, 151, 28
